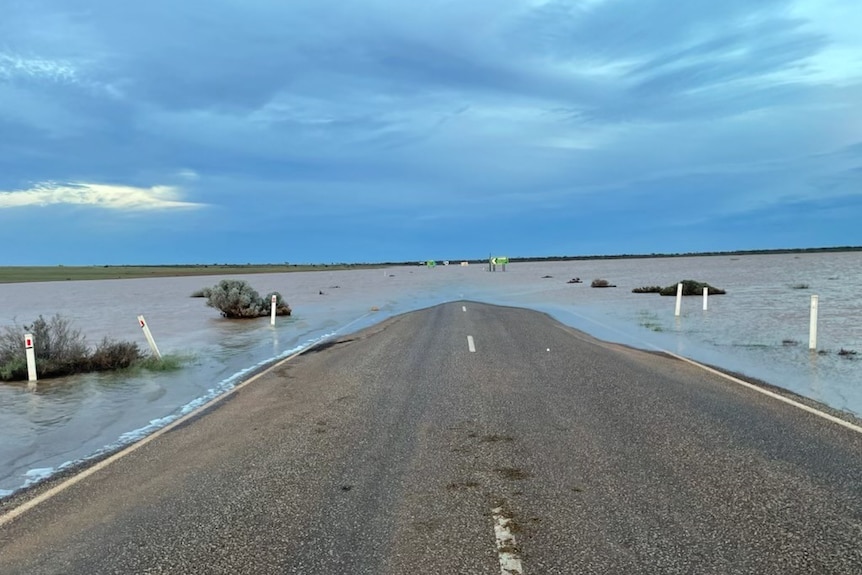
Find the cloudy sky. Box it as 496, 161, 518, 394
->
1, 0, 860, 265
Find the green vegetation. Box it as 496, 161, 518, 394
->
133, 353, 186, 372
591, 279, 617, 288
0, 263, 387, 284
659, 280, 726, 296
203, 279, 291, 319
2, 247, 859, 284
632, 286, 663, 294
507, 246, 862, 263
637, 311, 664, 332
0, 314, 174, 382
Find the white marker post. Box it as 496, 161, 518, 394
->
137, 315, 162, 360
674, 283, 683, 317
809, 295, 819, 350
703, 286, 709, 311
270, 294, 277, 326
24, 333, 37, 383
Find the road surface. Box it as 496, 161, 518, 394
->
1, 302, 861, 574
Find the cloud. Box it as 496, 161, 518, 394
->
0, 182, 204, 211
0, 53, 79, 83
0, 0, 859, 263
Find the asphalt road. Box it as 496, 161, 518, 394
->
1, 302, 861, 574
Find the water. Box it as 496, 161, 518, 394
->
1, 252, 860, 497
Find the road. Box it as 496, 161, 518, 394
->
1, 302, 861, 574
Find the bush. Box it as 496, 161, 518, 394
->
89, 338, 144, 371
0, 314, 147, 381
0, 357, 27, 381
204, 279, 292, 319
0, 315, 90, 378
632, 286, 662, 294
190, 287, 212, 298
659, 280, 726, 296
591, 279, 616, 288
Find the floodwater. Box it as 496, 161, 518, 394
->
1, 252, 860, 497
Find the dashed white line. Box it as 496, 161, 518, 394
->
492, 507, 524, 574
467, 335, 476, 352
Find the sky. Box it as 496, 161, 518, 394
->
1, 0, 860, 265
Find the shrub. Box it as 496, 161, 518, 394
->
0, 357, 27, 381
0, 315, 90, 378
632, 286, 662, 294
30, 314, 89, 366
0, 314, 151, 381
659, 280, 726, 296
190, 287, 212, 298
204, 279, 291, 319
89, 338, 144, 371
591, 279, 616, 288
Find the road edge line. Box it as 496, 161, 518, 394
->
551, 312, 862, 435
0, 345, 311, 528
661, 350, 862, 435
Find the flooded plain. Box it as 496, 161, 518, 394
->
1, 251, 860, 497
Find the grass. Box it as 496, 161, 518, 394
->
133, 353, 187, 372
637, 311, 664, 332
0, 263, 387, 284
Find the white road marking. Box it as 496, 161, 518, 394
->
462, 305, 467, 312
492, 507, 524, 574
467, 335, 476, 352
663, 350, 862, 435
0, 338, 325, 528
555, 313, 862, 436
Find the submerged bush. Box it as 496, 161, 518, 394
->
190, 287, 212, 298
659, 280, 726, 296
632, 286, 662, 294
89, 338, 144, 371
0, 315, 149, 382
591, 279, 616, 288
204, 279, 291, 319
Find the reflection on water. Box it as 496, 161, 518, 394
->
1, 252, 860, 496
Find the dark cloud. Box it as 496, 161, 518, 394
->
0, 0, 859, 263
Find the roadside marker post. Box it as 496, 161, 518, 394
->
703, 287, 709, 311
24, 333, 37, 383
809, 295, 819, 350
137, 315, 162, 360
270, 294, 277, 326
674, 283, 683, 317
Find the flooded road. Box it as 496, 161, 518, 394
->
1, 252, 860, 496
